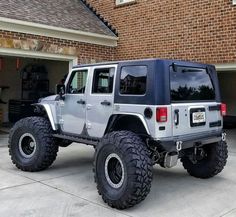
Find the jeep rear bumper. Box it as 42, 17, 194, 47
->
155, 130, 224, 152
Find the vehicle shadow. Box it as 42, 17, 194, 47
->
40, 145, 228, 214
28, 145, 228, 217
48, 146, 95, 172
127, 164, 228, 212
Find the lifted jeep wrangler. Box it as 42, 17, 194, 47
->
9, 59, 228, 209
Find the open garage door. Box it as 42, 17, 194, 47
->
0, 56, 71, 131
218, 70, 236, 128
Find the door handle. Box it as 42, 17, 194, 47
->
174, 109, 179, 126
77, 99, 86, 105
101, 100, 111, 106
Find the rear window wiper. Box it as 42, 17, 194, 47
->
181, 69, 204, 73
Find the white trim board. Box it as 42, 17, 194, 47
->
0, 47, 78, 71
215, 63, 236, 72
116, 0, 136, 5
0, 17, 118, 47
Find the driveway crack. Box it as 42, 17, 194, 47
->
220, 208, 236, 217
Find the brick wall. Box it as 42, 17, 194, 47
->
0, 30, 116, 64
86, 0, 236, 64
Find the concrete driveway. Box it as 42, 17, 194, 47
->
0, 130, 236, 217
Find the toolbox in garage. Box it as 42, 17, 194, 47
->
8, 100, 35, 123
8, 64, 50, 123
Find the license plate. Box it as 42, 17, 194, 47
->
192, 112, 206, 123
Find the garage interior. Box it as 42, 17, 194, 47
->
218, 70, 236, 128
0, 56, 69, 132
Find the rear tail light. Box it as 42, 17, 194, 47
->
220, 103, 227, 116
156, 107, 168, 122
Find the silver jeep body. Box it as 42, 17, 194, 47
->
36, 59, 224, 153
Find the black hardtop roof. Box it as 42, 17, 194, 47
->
73, 58, 214, 69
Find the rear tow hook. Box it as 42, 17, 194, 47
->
222, 133, 226, 142
176, 141, 183, 152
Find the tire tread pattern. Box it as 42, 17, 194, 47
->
94, 131, 153, 209
181, 141, 228, 179
9, 117, 58, 172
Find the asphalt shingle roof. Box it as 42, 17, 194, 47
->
0, 0, 116, 37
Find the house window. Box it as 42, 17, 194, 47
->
233, 0, 236, 5
116, 0, 136, 6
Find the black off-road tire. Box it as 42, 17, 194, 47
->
181, 141, 228, 179
94, 131, 153, 210
9, 116, 58, 172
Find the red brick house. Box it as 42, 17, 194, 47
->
0, 0, 235, 124
87, 0, 236, 63
85, 0, 236, 121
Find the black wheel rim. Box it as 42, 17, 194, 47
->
105, 153, 124, 188
18, 133, 36, 158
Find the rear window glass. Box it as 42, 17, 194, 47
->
170, 66, 215, 102
120, 66, 147, 95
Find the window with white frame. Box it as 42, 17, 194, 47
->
116, 0, 136, 6
233, 0, 236, 5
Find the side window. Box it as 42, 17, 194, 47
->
67, 70, 88, 94
92, 68, 115, 94
120, 66, 147, 95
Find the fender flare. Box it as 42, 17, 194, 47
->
105, 113, 150, 135
33, 103, 58, 131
